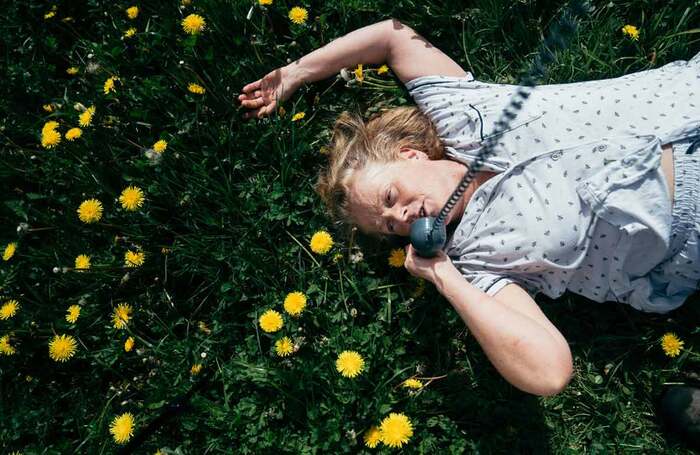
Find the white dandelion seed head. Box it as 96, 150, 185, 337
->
52, 266, 60, 273
86, 62, 100, 74
339, 68, 351, 82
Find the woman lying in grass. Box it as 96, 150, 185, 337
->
239, 18, 700, 397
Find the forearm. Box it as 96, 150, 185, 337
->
284, 19, 392, 85
435, 265, 571, 396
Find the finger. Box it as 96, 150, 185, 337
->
242, 79, 261, 94
241, 98, 266, 109
261, 100, 277, 116
238, 90, 264, 103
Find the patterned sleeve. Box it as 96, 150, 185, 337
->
461, 270, 523, 297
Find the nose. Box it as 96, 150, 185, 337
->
398, 205, 417, 225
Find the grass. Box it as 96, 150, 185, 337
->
1, 0, 699, 453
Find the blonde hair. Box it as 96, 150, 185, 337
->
314, 106, 445, 240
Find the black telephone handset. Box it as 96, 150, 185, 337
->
409, 216, 447, 258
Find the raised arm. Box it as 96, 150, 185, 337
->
239, 18, 469, 119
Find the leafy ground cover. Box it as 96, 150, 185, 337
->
1, 0, 699, 453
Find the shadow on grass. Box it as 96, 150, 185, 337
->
415, 287, 699, 452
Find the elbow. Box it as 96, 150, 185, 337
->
537, 358, 574, 397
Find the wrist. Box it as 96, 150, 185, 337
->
283, 63, 308, 89
432, 259, 458, 290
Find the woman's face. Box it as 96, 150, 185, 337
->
347, 148, 468, 237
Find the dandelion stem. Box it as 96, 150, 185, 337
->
284, 229, 320, 268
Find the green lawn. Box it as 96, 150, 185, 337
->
1, 0, 699, 453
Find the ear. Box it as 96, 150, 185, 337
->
399, 147, 428, 160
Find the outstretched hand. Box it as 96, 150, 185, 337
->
238, 66, 301, 120
403, 243, 452, 284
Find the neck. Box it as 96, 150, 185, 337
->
449, 162, 489, 224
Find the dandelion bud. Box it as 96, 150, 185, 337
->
350, 308, 358, 317
121, 273, 130, 284
246, 5, 254, 20
17, 222, 29, 233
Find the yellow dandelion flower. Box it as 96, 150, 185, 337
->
41, 122, 61, 149
363, 426, 381, 449
153, 139, 168, 153
377, 64, 389, 75
104, 76, 120, 95
65, 127, 82, 141
291, 112, 306, 122
354, 64, 364, 83
44, 10, 56, 19
3, 242, 17, 261
310, 230, 333, 255
43, 103, 54, 112
48, 334, 77, 362
402, 378, 423, 389
126, 6, 139, 19
288, 6, 308, 25
379, 412, 413, 448
119, 186, 145, 211
124, 27, 137, 38
79, 106, 96, 127
283, 291, 307, 316
275, 336, 294, 357
112, 303, 133, 330
109, 412, 135, 444
190, 363, 203, 375
182, 14, 206, 35
75, 254, 91, 271
335, 350, 365, 378
198, 320, 211, 334
66, 66, 79, 75
259, 0, 273, 5
661, 332, 684, 358
66, 305, 81, 323
42, 120, 59, 133
0, 335, 16, 356
124, 250, 145, 268
188, 82, 206, 94
259, 309, 283, 333
181, 0, 192, 5
621, 24, 640, 41
77, 198, 103, 223
124, 336, 135, 352
388, 248, 406, 267
0, 300, 20, 320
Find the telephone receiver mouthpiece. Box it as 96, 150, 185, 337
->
409, 216, 447, 258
